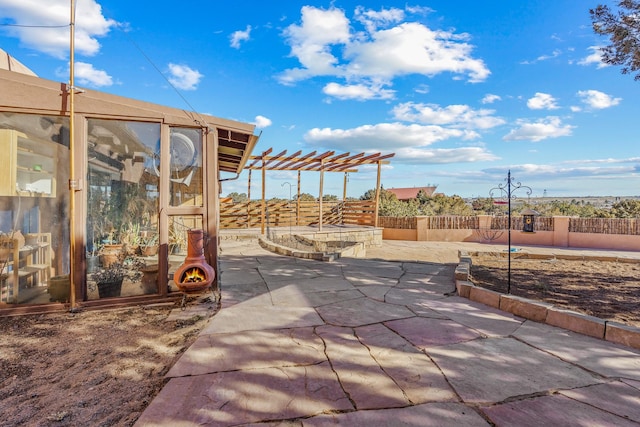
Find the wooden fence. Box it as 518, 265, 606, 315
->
377, 216, 417, 230
220, 200, 376, 229
569, 218, 640, 235
378, 216, 480, 230
490, 216, 554, 232
379, 215, 640, 250
379, 215, 640, 235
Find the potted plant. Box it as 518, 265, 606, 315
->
138, 230, 158, 257
120, 222, 142, 256
92, 257, 145, 298
169, 224, 187, 255
87, 186, 112, 270
98, 234, 124, 269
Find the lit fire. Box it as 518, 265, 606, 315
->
182, 267, 206, 283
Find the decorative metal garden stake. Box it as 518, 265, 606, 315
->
489, 170, 532, 294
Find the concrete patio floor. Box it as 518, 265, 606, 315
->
136, 240, 640, 426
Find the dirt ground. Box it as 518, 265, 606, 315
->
471, 257, 640, 328
0, 303, 211, 427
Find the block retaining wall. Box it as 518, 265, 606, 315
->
455, 251, 640, 350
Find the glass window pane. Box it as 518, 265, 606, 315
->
86, 119, 160, 299
169, 128, 203, 207
0, 112, 70, 305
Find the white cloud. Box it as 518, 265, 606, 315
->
354, 5, 405, 33
578, 46, 608, 69
0, 0, 116, 58
536, 49, 561, 62
304, 122, 479, 152
345, 22, 489, 81
167, 63, 203, 90
279, 6, 489, 99
279, 6, 351, 85
323, 82, 395, 100
527, 92, 559, 110
481, 94, 501, 104
487, 162, 638, 180
576, 89, 621, 109
73, 62, 113, 87
414, 84, 429, 94
393, 146, 498, 164
562, 157, 640, 165
230, 25, 251, 49
392, 102, 505, 129
304, 120, 497, 165
503, 116, 574, 142
253, 115, 272, 128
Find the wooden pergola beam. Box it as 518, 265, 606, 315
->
244, 148, 395, 234
269, 149, 302, 169
262, 151, 317, 171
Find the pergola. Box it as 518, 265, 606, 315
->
245, 148, 395, 232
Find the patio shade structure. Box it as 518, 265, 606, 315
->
245, 149, 395, 233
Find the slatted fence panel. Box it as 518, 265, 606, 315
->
343, 200, 376, 225
425, 216, 479, 230
378, 216, 417, 229
570, 218, 640, 235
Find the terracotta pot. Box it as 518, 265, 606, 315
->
140, 265, 158, 294
140, 245, 158, 257
99, 244, 123, 268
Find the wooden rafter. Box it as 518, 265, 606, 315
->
245, 149, 393, 173
245, 148, 395, 234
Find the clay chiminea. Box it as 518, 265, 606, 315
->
173, 229, 215, 293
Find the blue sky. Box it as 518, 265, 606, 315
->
1, 0, 638, 200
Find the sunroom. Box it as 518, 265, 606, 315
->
0, 68, 259, 314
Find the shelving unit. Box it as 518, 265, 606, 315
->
0, 129, 57, 197
0, 233, 52, 304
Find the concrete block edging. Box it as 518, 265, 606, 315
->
456, 251, 640, 350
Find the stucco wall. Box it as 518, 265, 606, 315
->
382, 215, 640, 251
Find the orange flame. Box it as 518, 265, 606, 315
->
182, 267, 206, 283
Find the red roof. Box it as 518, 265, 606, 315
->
387, 186, 437, 200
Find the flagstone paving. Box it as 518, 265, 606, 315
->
136, 240, 640, 426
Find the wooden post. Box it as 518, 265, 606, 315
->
296, 170, 301, 226
261, 158, 266, 234
247, 169, 252, 228
374, 160, 382, 227
343, 172, 348, 202
342, 172, 348, 226
318, 159, 325, 231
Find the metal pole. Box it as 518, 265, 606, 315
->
69, 0, 77, 309
489, 169, 532, 295
507, 170, 511, 294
